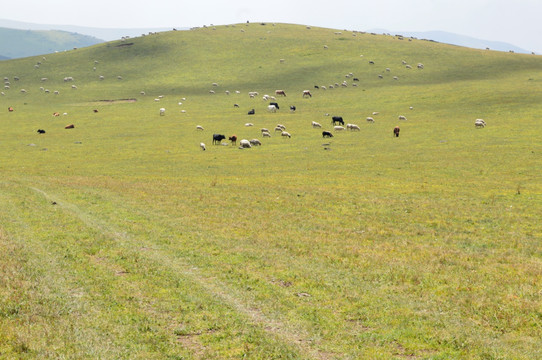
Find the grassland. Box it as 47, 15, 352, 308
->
0, 23, 541, 359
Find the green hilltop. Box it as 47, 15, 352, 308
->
0, 23, 541, 359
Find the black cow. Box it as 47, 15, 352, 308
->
269, 102, 279, 110
248, 109, 255, 115
393, 126, 400, 137
332, 116, 344, 125
322, 131, 333, 138
213, 134, 226, 144
37, 129, 46, 134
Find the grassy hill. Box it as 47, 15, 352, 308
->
0, 23, 541, 359
0, 27, 103, 59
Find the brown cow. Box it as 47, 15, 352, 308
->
8, 107, 14, 112
275, 90, 286, 97
393, 126, 400, 137
228, 135, 237, 145
65, 124, 75, 129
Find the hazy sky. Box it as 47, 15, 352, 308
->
4, 0, 542, 52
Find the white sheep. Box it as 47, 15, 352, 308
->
200, 143, 206, 151
245, 123, 254, 127
311, 121, 322, 128
239, 139, 252, 148
159, 108, 166, 116
366, 117, 375, 123
334, 126, 345, 131
475, 119, 487, 128
249, 139, 262, 146
262, 131, 272, 138
398, 115, 407, 121
196, 125, 204, 130
347, 123, 360, 131
281, 131, 291, 138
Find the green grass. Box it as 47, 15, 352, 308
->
1, 23, 541, 359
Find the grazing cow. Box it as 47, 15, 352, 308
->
37, 129, 46, 134
332, 116, 344, 125
322, 131, 333, 138
275, 90, 286, 97
248, 109, 255, 115
200, 142, 206, 151
290, 105, 296, 112
65, 124, 75, 129
53, 112, 60, 117
302, 90, 312, 98
8, 107, 14, 112
212, 134, 226, 144
393, 126, 400, 137
229, 135, 238, 145
269, 102, 279, 110
93, 109, 99, 113
234, 103, 239, 108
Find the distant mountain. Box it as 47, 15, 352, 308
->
368, 29, 531, 54
0, 27, 104, 59
0, 19, 183, 42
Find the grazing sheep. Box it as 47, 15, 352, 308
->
334, 126, 345, 131
475, 119, 487, 128
245, 123, 254, 127
261, 128, 270, 134
239, 139, 252, 148
417, 63, 424, 69
398, 115, 407, 121
281, 131, 291, 138
200, 142, 206, 150
249, 139, 262, 146
196, 125, 204, 131
312, 121, 322, 128
347, 123, 360, 131
159, 108, 166, 116
366, 117, 375, 123
262, 131, 272, 138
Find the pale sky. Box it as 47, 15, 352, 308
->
4, 0, 542, 52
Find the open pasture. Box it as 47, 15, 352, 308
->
1, 23, 541, 359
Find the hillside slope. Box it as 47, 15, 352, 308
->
0, 23, 541, 359
0, 27, 103, 59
